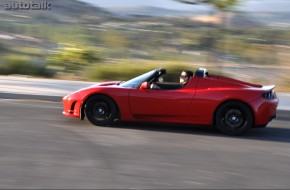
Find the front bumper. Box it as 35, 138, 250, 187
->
62, 94, 82, 118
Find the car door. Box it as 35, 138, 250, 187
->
129, 80, 197, 117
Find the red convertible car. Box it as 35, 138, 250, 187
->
63, 68, 278, 135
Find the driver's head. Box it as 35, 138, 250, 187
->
180, 70, 193, 84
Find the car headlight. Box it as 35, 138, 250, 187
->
262, 89, 275, 99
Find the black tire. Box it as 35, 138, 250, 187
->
215, 101, 253, 136
85, 95, 118, 126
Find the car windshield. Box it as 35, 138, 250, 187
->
119, 70, 156, 88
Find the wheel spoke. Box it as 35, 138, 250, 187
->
85, 95, 118, 126
216, 101, 253, 135
224, 108, 245, 128
91, 101, 112, 121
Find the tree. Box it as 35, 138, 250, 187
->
174, 0, 238, 11
174, 0, 239, 30
47, 43, 102, 73
174, 0, 240, 64
209, 0, 238, 11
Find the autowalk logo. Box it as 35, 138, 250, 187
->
4, 1, 52, 10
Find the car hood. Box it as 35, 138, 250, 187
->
69, 81, 122, 95
90, 81, 122, 87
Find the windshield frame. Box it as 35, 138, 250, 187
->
119, 70, 156, 88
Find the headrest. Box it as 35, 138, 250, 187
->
195, 68, 208, 78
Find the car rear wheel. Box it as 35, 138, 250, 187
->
215, 101, 253, 136
85, 95, 118, 126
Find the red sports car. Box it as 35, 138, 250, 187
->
62, 68, 278, 135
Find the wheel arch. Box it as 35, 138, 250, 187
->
212, 99, 255, 128
80, 93, 120, 120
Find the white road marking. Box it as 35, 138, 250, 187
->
137, 177, 155, 182
223, 171, 243, 176
99, 143, 115, 147
273, 152, 290, 157
137, 168, 155, 172
159, 162, 179, 167
184, 181, 204, 185
194, 170, 214, 174
199, 176, 217, 181
53, 140, 82, 144
137, 178, 171, 186
33, 162, 53, 166
153, 181, 172, 186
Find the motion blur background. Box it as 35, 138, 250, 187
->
0, 0, 290, 91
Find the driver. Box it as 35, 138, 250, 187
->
150, 77, 162, 89
150, 70, 193, 89
180, 70, 193, 85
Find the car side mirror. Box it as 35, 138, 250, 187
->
140, 82, 149, 90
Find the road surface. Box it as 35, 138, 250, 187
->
0, 99, 289, 189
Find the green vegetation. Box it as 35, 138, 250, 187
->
47, 43, 103, 73
0, 55, 53, 77
0, 0, 289, 90
85, 60, 193, 82
208, 0, 239, 10
12, 47, 44, 57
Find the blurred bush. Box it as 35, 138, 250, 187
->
85, 61, 195, 82
0, 55, 54, 77
86, 62, 155, 81
13, 47, 44, 57
47, 43, 103, 73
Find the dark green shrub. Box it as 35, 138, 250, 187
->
0, 55, 55, 77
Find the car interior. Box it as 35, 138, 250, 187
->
148, 68, 208, 90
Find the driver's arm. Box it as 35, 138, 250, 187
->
150, 82, 160, 89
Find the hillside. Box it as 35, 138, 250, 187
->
106, 6, 290, 28
107, 6, 209, 17
0, 0, 113, 23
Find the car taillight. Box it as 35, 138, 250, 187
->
262, 89, 276, 99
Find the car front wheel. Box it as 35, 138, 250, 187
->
215, 101, 253, 136
85, 95, 118, 126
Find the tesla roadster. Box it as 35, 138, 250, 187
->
62, 68, 278, 135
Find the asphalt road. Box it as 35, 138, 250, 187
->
0, 98, 290, 189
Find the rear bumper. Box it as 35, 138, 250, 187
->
255, 114, 276, 128
251, 97, 278, 127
